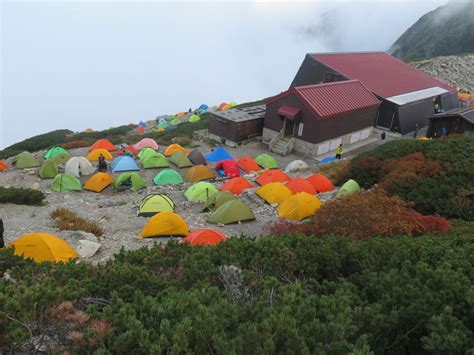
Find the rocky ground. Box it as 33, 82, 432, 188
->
1, 141, 342, 264
411, 54, 474, 93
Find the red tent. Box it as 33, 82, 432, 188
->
182, 229, 227, 246
286, 178, 316, 195
89, 139, 116, 152
214, 160, 240, 177
306, 174, 335, 193
237, 156, 260, 173
255, 170, 290, 186
220, 177, 253, 195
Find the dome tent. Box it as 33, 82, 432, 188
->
89, 139, 116, 152
83, 172, 114, 193
214, 159, 240, 178
185, 182, 218, 202
39, 159, 59, 179
207, 200, 255, 225
284, 160, 309, 172
255, 170, 290, 186
12, 152, 40, 169
170, 118, 182, 126
336, 179, 361, 198
9, 232, 78, 263
0, 161, 9, 171
153, 169, 184, 185
114, 172, 146, 192
141, 154, 170, 169
134, 138, 159, 151
44, 147, 70, 161
182, 229, 227, 246
286, 178, 317, 195
168, 151, 193, 168
205, 147, 233, 163
50, 173, 82, 192
188, 114, 201, 122
140, 212, 189, 238
184, 165, 215, 182
164, 144, 190, 157
277, 192, 322, 221
137, 194, 175, 217
110, 156, 140, 173
202, 191, 237, 212
65, 157, 95, 177
256, 182, 293, 205
188, 150, 207, 166
306, 174, 334, 193
137, 147, 158, 160
220, 177, 253, 195
237, 156, 260, 174
198, 104, 209, 111
87, 149, 113, 161
255, 154, 279, 169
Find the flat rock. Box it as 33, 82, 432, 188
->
68, 231, 99, 243
77, 239, 101, 258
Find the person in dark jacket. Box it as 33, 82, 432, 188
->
0, 218, 4, 248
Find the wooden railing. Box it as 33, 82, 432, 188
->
269, 130, 283, 151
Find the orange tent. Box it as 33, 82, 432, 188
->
182, 229, 227, 246
164, 144, 190, 157
0, 161, 8, 171
286, 178, 316, 195
83, 172, 114, 192
136, 126, 145, 133
89, 139, 116, 152
177, 112, 186, 118
237, 156, 260, 173
255, 169, 290, 186
218, 103, 227, 111
306, 174, 335, 193
220, 177, 253, 195
86, 149, 113, 161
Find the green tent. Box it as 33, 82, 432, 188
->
50, 173, 82, 192
207, 200, 255, 225
170, 118, 182, 126
137, 194, 175, 217
141, 154, 170, 169
336, 179, 361, 198
153, 169, 184, 185
168, 151, 193, 168
255, 154, 279, 169
184, 182, 218, 202
51, 152, 71, 164
229, 101, 237, 107
39, 159, 59, 179
188, 114, 201, 123
44, 147, 70, 160
137, 147, 158, 160
114, 172, 146, 192
13, 152, 40, 169
167, 115, 176, 121
202, 191, 237, 212
158, 122, 168, 129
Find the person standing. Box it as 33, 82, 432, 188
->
0, 218, 4, 248
413, 124, 419, 139
335, 144, 343, 160
381, 131, 386, 140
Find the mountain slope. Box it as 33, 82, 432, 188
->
390, 1, 474, 61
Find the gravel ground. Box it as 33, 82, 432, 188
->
0, 142, 338, 263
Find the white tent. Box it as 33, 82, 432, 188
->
65, 157, 95, 177
284, 160, 309, 173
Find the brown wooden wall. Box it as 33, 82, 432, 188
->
265, 93, 378, 144
208, 113, 264, 142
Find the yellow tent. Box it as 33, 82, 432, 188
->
9, 232, 78, 263
277, 192, 322, 221
83, 172, 114, 192
177, 112, 186, 118
184, 165, 215, 182
86, 149, 113, 161
418, 137, 430, 141
256, 182, 293, 204
140, 211, 189, 238
164, 144, 190, 157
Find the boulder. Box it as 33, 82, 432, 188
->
77, 240, 101, 258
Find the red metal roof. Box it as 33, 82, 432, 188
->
277, 105, 300, 119
268, 80, 379, 119
311, 52, 455, 98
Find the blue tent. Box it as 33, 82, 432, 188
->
165, 125, 173, 130
111, 156, 140, 173
198, 104, 209, 111
138, 121, 147, 128
205, 147, 233, 163
319, 157, 337, 164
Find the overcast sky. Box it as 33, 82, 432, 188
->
1, 0, 448, 148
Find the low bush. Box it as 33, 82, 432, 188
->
297, 189, 425, 239
0, 186, 45, 206
1, 222, 474, 353
317, 159, 351, 186
50, 208, 104, 236
416, 214, 452, 233
60, 140, 92, 150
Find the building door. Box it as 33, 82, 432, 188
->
284, 119, 295, 137
376, 101, 396, 130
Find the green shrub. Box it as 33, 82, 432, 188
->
1, 221, 474, 353
0, 186, 45, 205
